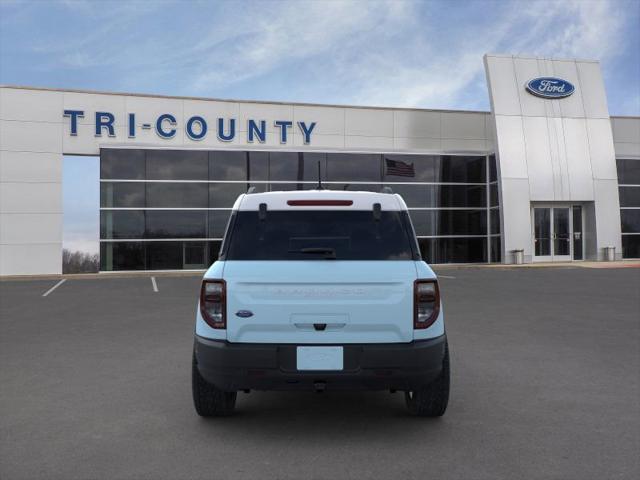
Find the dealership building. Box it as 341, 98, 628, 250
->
0, 54, 639, 275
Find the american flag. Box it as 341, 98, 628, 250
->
385, 158, 415, 177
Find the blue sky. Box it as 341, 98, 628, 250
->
2, 0, 638, 112
1, 0, 639, 253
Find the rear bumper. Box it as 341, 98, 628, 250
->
194, 334, 447, 392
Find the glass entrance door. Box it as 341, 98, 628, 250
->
552, 207, 571, 261
534, 207, 552, 260
532, 205, 582, 262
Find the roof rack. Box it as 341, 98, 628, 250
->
380, 186, 393, 194
247, 186, 257, 194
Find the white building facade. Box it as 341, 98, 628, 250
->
1, 54, 639, 275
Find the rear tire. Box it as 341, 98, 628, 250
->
192, 351, 237, 417
405, 341, 450, 417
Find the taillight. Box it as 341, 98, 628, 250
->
414, 279, 440, 329
200, 279, 226, 329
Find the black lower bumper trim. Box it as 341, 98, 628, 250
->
194, 335, 447, 392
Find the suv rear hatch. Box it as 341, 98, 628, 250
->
221, 207, 419, 344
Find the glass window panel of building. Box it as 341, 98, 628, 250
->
146, 150, 208, 180
383, 184, 487, 208
101, 149, 145, 179
100, 149, 501, 270
209, 183, 267, 207
617, 158, 640, 259
146, 183, 208, 208
145, 210, 208, 239
327, 153, 382, 182
100, 182, 145, 208
209, 150, 247, 181
100, 241, 220, 271
617, 158, 640, 185
409, 210, 487, 237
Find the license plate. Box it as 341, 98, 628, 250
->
296, 346, 343, 371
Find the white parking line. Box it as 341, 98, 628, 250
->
42, 279, 66, 297
151, 276, 158, 292
438, 275, 456, 279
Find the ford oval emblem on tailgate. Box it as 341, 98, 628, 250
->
235, 310, 254, 318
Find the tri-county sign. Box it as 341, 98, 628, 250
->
525, 77, 575, 99
62, 110, 317, 144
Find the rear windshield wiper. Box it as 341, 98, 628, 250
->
288, 247, 337, 259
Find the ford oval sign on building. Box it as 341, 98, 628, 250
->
526, 77, 575, 99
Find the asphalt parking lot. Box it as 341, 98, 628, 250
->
1, 266, 639, 480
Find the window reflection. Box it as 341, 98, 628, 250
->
326, 183, 381, 192
146, 242, 184, 270
269, 152, 301, 181
301, 153, 327, 182
617, 158, 640, 185
100, 149, 145, 179
490, 237, 501, 263
209, 183, 254, 207
100, 211, 145, 239
490, 184, 499, 206
146, 150, 208, 180
327, 153, 381, 182
99, 149, 502, 269
146, 211, 207, 238
418, 237, 487, 263
439, 156, 485, 183
489, 155, 497, 182
208, 210, 232, 238
382, 184, 486, 208
619, 186, 640, 207
384, 155, 435, 182
383, 155, 485, 183
100, 183, 145, 208
146, 183, 208, 208
268, 152, 328, 182
622, 235, 640, 258
100, 240, 222, 270
208, 240, 223, 264
209, 151, 247, 181
621, 210, 640, 233
248, 152, 269, 181
100, 242, 145, 270
409, 210, 487, 236
490, 209, 501, 234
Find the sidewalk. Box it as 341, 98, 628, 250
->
434, 260, 640, 269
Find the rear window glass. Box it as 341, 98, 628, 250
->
225, 210, 416, 260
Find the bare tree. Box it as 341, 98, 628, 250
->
62, 249, 99, 274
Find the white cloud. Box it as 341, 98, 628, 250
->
170, 0, 630, 109
333, 0, 629, 108
63, 234, 99, 255
11, 0, 637, 112
187, 1, 414, 92
503, 0, 626, 59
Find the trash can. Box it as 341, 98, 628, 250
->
604, 246, 616, 262
513, 249, 524, 265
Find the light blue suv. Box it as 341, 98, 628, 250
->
192, 190, 449, 416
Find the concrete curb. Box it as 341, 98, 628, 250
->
0, 270, 205, 282
434, 261, 640, 269
2, 261, 638, 282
